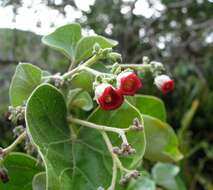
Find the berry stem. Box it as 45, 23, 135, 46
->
68, 59, 76, 71
108, 153, 117, 190
82, 66, 114, 77
68, 117, 131, 140
2, 131, 27, 156
62, 53, 101, 79
42, 65, 113, 82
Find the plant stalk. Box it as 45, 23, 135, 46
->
62, 54, 101, 79
106, 63, 151, 71
3, 131, 27, 156
68, 117, 131, 138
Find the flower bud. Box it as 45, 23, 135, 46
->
130, 118, 143, 131
143, 56, 150, 64
95, 83, 124, 110
119, 170, 140, 185
93, 43, 101, 54
117, 72, 142, 96
109, 52, 122, 62
154, 75, 174, 94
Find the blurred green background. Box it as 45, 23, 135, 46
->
0, 0, 212, 189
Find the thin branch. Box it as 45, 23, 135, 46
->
106, 63, 151, 71
108, 158, 117, 190
68, 117, 131, 138
3, 131, 27, 156
82, 66, 114, 77
62, 54, 100, 79
101, 131, 132, 173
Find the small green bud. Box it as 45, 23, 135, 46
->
111, 63, 120, 74
130, 117, 143, 131
109, 52, 122, 62
102, 48, 112, 57
119, 170, 140, 185
93, 43, 101, 54
13, 125, 25, 137
150, 61, 165, 76
143, 56, 150, 64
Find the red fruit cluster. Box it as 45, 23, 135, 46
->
95, 72, 142, 110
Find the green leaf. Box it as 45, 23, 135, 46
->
67, 88, 93, 111
152, 162, 187, 190
143, 115, 183, 162
42, 23, 81, 59
0, 152, 43, 190
88, 100, 146, 168
127, 175, 156, 190
32, 172, 46, 190
71, 71, 94, 92
26, 84, 73, 190
9, 63, 42, 106
134, 95, 167, 122
75, 36, 117, 63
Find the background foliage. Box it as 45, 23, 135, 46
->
0, 0, 212, 189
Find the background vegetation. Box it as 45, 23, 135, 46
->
0, 0, 212, 189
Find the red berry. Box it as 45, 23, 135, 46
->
95, 83, 124, 110
117, 72, 142, 96
154, 75, 175, 94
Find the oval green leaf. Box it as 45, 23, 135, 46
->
152, 162, 187, 190
71, 71, 94, 92
9, 63, 42, 106
143, 115, 183, 162
0, 152, 43, 190
42, 23, 81, 59
26, 84, 73, 190
130, 96, 182, 162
